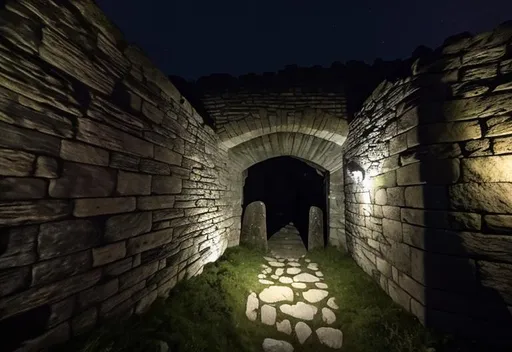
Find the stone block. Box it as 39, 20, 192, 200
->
411, 121, 482, 145
48, 297, 75, 327
139, 159, 170, 175
308, 206, 324, 250
401, 208, 480, 231
141, 101, 164, 124
35, 156, 58, 178
152, 175, 182, 194
462, 155, 512, 182
74, 197, 136, 217
154, 146, 182, 165
478, 261, 512, 304
60, 140, 109, 166
494, 136, 512, 154
382, 206, 401, 220
0, 200, 71, 226
386, 187, 405, 206
0, 121, 61, 156
77, 118, 153, 158
126, 228, 173, 255
241, 201, 267, 250
397, 107, 419, 134
0, 177, 46, 200
388, 280, 411, 311
389, 134, 408, 155
460, 64, 497, 81
104, 212, 152, 242
0, 266, 30, 296
78, 279, 119, 309
485, 115, 512, 137
110, 152, 140, 171
484, 215, 512, 234
462, 45, 506, 65
464, 139, 492, 156
119, 261, 159, 291
442, 93, 512, 121
49, 162, 116, 198
32, 250, 91, 286
396, 159, 460, 185
382, 218, 403, 242
72, 308, 98, 336
372, 170, 396, 189
135, 289, 158, 314
117, 171, 151, 195
449, 183, 512, 213
137, 195, 175, 210
38, 220, 100, 260
153, 209, 184, 222
398, 272, 426, 304
375, 189, 387, 205
0, 148, 35, 176
404, 185, 448, 209
0, 225, 37, 269
93, 242, 127, 267
400, 144, 461, 166
0, 269, 102, 320
104, 257, 133, 277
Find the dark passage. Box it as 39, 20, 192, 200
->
242, 156, 327, 246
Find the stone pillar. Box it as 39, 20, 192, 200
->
241, 201, 267, 250
308, 206, 324, 250
328, 167, 346, 251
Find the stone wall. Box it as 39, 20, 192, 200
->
343, 22, 512, 344
0, 1, 239, 350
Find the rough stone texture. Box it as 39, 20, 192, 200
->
0, 2, 511, 349
343, 23, 512, 347
240, 201, 267, 250
307, 206, 324, 250
262, 338, 294, 352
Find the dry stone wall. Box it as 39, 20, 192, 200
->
0, 1, 239, 350
343, 22, 512, 345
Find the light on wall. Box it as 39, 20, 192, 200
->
346, 161, 371, 188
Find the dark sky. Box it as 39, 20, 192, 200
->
96, 0, 511, 80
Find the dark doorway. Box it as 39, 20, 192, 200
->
242, 156, 328, 247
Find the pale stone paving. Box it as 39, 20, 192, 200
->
247, 255, 343, 351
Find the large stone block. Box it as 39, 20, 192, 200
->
154, 146, 182, 165
386, 187, 405, 206
126, 228, 173, 255
139, 159, 170, 175
77, 118, 153, 158
485, 115, 512, 137
241, 201, 267, 250
60, 140, 109, 166
0, 200, 71, 226
372, 170, 396, 189
461, 155, 512, 182
0, 121, 61, 156
116, 171, 151, 196
0, 225, 37, 269
308, 206, 324, 250
78, 279, 120, 309
0, 148, 35, 176
152, 175, 182, 194
119, 261, 159, 291
484, 215, 512, 234
401, 208, 480, 231
38, 220, 100, 260
396, 159, 460, 185
400, 144, 462, 166
382, 218, 403, 242
408, 121, 481, 145
443, 92, 512, 121
49, 162, 116, 198
104, 212, 152, 242
35, 156, 58, 178
32, 250, 91, 286
110, 152, 140, 171
404, 185, 448, 209
92, 242, 127, 267
449, 183, 512, 213
478, 261, 512, 304
494, 136, 512, 154
0, 177, 46, 200
137, 195, 175, 210
74, 197, 136, 217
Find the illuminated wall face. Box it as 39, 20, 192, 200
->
343, 24, 512, 344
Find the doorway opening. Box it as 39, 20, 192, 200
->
242, 156, 328, 254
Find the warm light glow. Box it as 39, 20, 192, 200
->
352, 170, 364, 183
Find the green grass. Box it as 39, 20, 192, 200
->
53, 246, 482, 352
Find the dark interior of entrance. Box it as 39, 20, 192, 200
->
242, 156, 328, 248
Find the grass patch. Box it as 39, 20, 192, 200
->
53, 246, 485, 352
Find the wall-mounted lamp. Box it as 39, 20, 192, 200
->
346, 161, 366, 185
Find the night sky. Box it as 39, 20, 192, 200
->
96, 0, 511, 80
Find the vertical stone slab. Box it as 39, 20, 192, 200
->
241, 201, 267, 250
308, 206, 324, 250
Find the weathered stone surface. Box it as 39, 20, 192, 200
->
327, 297, 339, 309
308, 206, 324, 250
34, 156, 58, 179
293, 273, 320, 283
74, 197, 136, 217
0, 269, 102, 319
276, 319, 292, 335
245, 292, 258, 321
464, 139, 492, 157
322, 307, 336, 324
382, 205, 401, 220
105, 212, 152, 242
443, 93, 512, 121
110, 152, 140, 171
382, 218, 403, 242
484, 215, 512, 234
262, 338, 294, 352
0, 177, 46, 200
0, 266, 30, 296
241, 201, 267, 250
0, 148, 34, 176
38, 219, 100, 259
127, 229, 173, 255
280, 302, 317, 320
0, 121, 61, 156
259, 286, 294, 303
117, 171, 151, 196
462, 155, 512, 182
154, 146, 182, 165
261, 304, 276, 325
152, 175, 182, 194
291, 282, 307, 289
303, 289, 329, 303
137, 195, 175, 210
295, 321, 312, 344
77, 118, 153, 158
478, 261, 512, 304
50, 162, 116, 198
404, 185, 448, 209
92, 242, 127, 267
494, 136, 512, 155
316, 327, 343, 349
397, 159, 460, 185
0, 200, 71, 226
409, 121, 481, 145
60, 140, 109, 166
449, 183, 512, 213
32, 251, 91, 286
